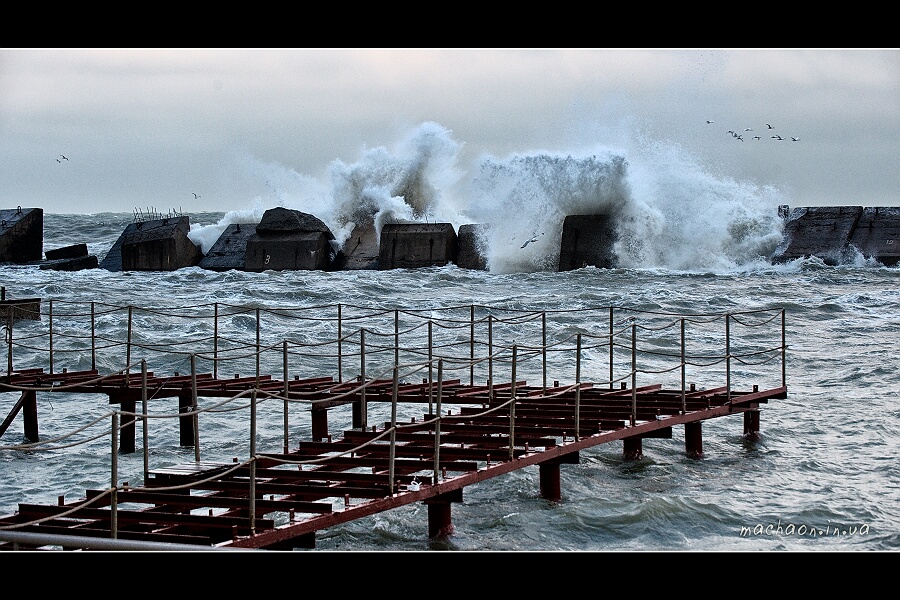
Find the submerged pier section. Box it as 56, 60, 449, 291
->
0, 300, 787, 550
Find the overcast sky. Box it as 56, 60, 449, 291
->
1, 48, 897, 216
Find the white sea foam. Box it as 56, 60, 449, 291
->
188, 121, 790, 273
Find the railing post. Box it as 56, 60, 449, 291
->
428, 320, 434, 414
509, 344, 517, 461
469, 305, 475, 386
249, 389, 257, 536
631, 323, 637, 427
337, 303, 342, 382
191, 353, 200, 462
48, 299, 53, 374
394, 309, 399, 370
142, 359, 149, 481
6, 312, 13, 376
681, 318, 687, 414
781, 308, 786, 388
726, 313, 731, 403
575, 334, 582, 441
255, 308, 261, 386
542, 312, 547, 392
389, 365, 398, 496
609, 306, 614, 390
488, 315, 494, 400
433, 359, 443, 485
110, 411, 119, 539
283, 340, 289, 454
91, 302, 96, 371
359, 329, 367, 430
126, 306, 133, 387
213, 302, 218, 380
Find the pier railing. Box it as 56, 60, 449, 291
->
0, 301, 786, 544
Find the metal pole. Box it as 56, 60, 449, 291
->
49, 299, 53, 374
575, 334, 581, 441
191, 353, 200, 462
488, 315, 493, 399
726, 314, 731, 403
358, 329, 367, 430
781, 308, 786, 388
469, 305, 475, 386
609, 306, 614, 389
337, 304, 342, 382
428, 320, 433, 414
681, 318, 686, 415
283, 340, 289, 454
110, 412, 118, 539
91, 302, 96, 371
394, 309, 399, 370
542, 312, 547, 392
389, 365, 398, 495
631, 323, 637, 427
213, 303, 218, 380
6, 312, 12, 376
433, 359, 443, 484
255, 308, 260, 386
126, 306, 133, 388
509, 344, 516, 461
142, 360, 149, 481
249, 389, 257, 536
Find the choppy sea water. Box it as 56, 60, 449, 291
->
0, 212, 898, 552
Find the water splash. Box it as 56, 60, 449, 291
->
189, 121, 790, 273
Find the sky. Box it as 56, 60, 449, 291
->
1, 48, 898, 216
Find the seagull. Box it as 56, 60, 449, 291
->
753, 136, 761, 140
192, 193, 200, 199
520, 233, 543, 248
60, 155, 69, 161
791, 137, 800, 142
706, 120, 714, 124
744, 128, 753, 131
766, 123, 774, 129
772, 135, 784, 140
56, 158, 61, 163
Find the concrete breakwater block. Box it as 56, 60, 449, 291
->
457, 224, 488, 271
849, 206, 900, 266
40, 243, 98, 271
378, 223, 458, 270
198, 223, 257, 272
100, 216, 202, 271
558, 214, 617, 271
244, 208, 338, 272
772, 206, 862, 265
0, 207, 43, 264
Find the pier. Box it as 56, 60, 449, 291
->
0, 301, 787, 550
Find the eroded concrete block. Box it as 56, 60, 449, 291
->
0, 207, 43, 264
771, 206, 863, 265
378, 223, 457, 270
198, 223, 257, 272
101, 216, 202, 271
457, 224, 488, 271
558, 214, 617, 271
849, 206, 900, 266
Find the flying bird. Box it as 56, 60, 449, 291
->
192, 193, 201, 199
706, 120, 714, 124
791, 137, 800, 142
753, 136, 761, 140
60, 155, 69, 161
766, 123, 774, 129
520, 233, 544, 249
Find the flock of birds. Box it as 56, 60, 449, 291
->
706, 121, 799, 142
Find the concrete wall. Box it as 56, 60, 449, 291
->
101, 216, 202, 271
378, 223, 458, 270
771, 206, 900, 265
0, 207, 43, 264
558, 214, 617, 271
457, 224, 489, 271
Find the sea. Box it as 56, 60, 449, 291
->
1, 125, 898, 552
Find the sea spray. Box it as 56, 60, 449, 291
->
187, 121, 791, 274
